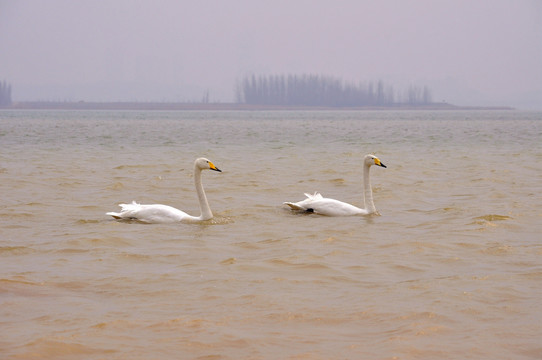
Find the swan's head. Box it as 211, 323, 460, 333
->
365, 154, 387, 168
195, 157, 222, 172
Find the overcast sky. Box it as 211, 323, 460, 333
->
1, 0, 541, 108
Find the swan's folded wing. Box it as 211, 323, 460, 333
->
308, 198, 367, 216
107, 202, 189, 223
131, 204, 189, 223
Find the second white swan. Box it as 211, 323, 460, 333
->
107, 157, 222, 223
284, 154, 386, 216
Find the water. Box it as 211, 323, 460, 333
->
1, 110, 541, 359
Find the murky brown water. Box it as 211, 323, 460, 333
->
1, 110, 541, 359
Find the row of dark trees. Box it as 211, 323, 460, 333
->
0, 80, 12, 106
0, 76, 433, 107
236, 74, 432, 107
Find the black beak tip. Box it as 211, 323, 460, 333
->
381, 163, 387, 168
214, 168, 222, 172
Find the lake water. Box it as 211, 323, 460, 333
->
1, 110, 541, 359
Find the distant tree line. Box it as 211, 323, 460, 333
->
0, 80, 12, 106
236, 74, 432, 107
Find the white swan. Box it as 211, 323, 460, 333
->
284, 154, 386, 216
107, 157, 222, 223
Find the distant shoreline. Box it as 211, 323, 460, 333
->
2, 101, 515, 111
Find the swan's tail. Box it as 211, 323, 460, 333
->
284, 202, 305, 211
106, 212, 122, 219
283, 192, 323, 211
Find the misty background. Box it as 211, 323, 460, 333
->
1, 0, 541, 109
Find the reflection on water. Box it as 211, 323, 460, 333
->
1, 110, 541, 359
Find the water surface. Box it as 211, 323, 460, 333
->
1, 110, 541, 359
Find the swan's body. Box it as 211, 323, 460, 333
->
284, 154, 386, 216
107, 158, 221, 223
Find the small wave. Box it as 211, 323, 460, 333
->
474, 214, 512, 222
24, 202, 46, 206
107, 181, 125, 190
220, 257, 237, 265
54, 248, 89, 254
113, 164, 158, 170
392, 264, 425, 273
206, 216, 235, 225
482, 244, 515, 255
20, 339, 116, 357
471, 214, 513, 228
0, 246, 36, 256
91, 319, 135, 330
75, 219, 102, 224
0, 212, 34, 219
267, 258, 331, 271
0, 277, 43, 286
117, 252, 153, 261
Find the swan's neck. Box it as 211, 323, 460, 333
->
363, 164, 377, 214
194, 166, 213, 220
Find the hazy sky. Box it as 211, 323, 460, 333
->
1, 0, 541, 108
